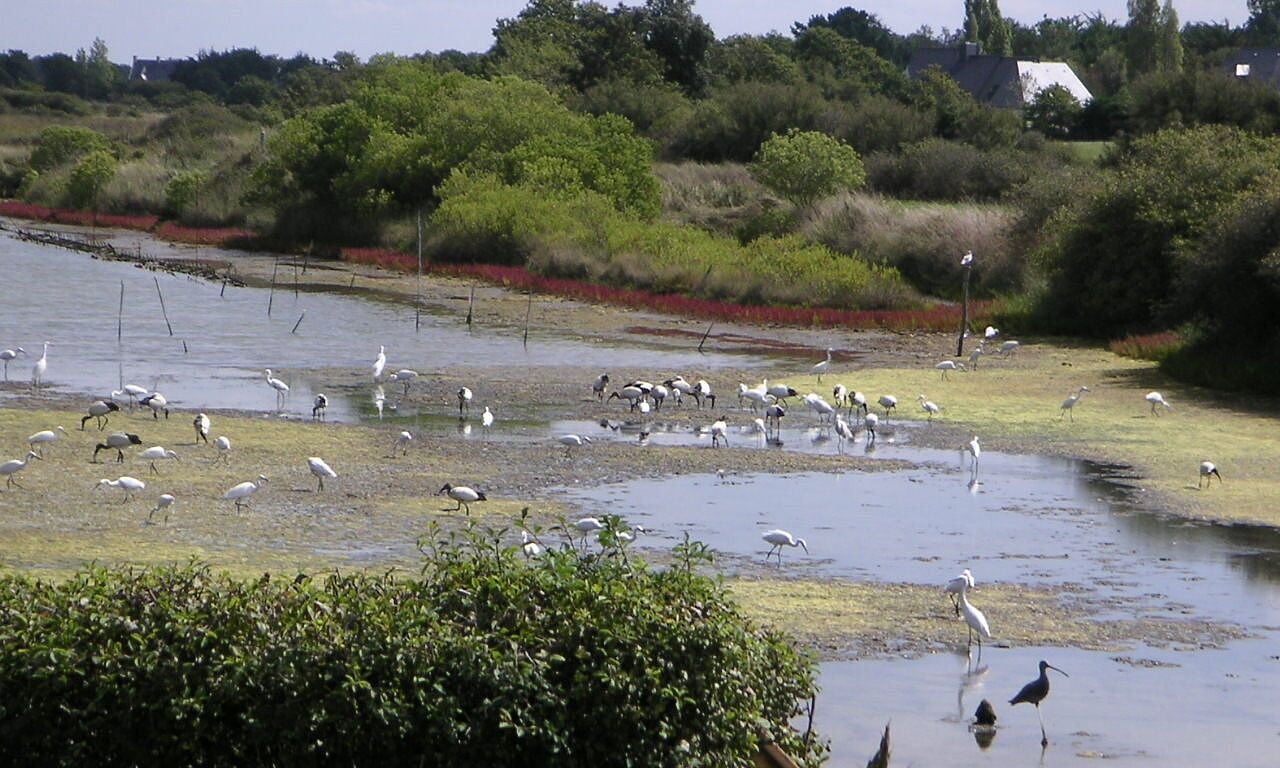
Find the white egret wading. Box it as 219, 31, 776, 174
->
265, 369, 289, 410
761, 529, 808, 564
0, 347, 25, 381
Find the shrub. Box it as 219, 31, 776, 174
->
865, 139, 1057, 202
65, 149, 118, 209
164, 169, 207, 216
749, 128, 865, 207
27, 125, 111, 172
0, 526, 822, 765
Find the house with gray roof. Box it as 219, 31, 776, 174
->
907, 42, 1092, 108
129, 56, 185, 82
1222, 48, 1280, 87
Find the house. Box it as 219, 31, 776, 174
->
1222, 48, 1280, 86
128, 56, 184, 82
907, 42, 1092, 108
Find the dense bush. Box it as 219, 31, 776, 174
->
27, 125, 112, 171
749, 128, 865, 206
865, 138, 1058, 202
0, 525, 822, 766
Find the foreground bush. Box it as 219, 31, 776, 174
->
0, 525, 821, 766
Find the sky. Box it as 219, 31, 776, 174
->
0, 1, 1254, 62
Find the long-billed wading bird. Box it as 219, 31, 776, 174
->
481, 406, 494, 434
96, 475, 145, 503
957, 582, 992, 653
372, 345, 386, 382
834, 415, 854, 455
936, 360, 965, 380
1199, 460, 1222, 488
1145, 391, 1172, 415
122, 383, 149, 409
147, 493, 176, 524
94, 432, 143, 463
761, 529, 808, 564
214, 436, 232, 463
31, 341, 49, 391
0, 451, 40, 488
457, 386, 473, 415
223, 475, 268, 511
28, 426, 69, 457
389, 369, 418, 394
137, 446, 179, 474
193, 413, 210, 444
557, 434, 591, 455
265, 369, 289, 410
963, 435, 981, 469
945, 569, 975, 617
307, 457, 337, 491
864, 412, 879, 444
438, 483, 485, 514
394, 430, 412, 456
592, 373, 610, 401
81, 400, 120, 430
812, 348, 834, 382
1009, 660, 1069, 746
0, 347, 25, 381
710, 416, 729, 447
878, 394, 898, 420
521, 529, 544, 558
1059, 386, 1090, 421
139, 391, 170, 419
918, 394, 940, 421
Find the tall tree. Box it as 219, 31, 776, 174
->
1155, 0, 1184, 72
1127, 0, 1162, 76
1247, 0, 1280, 43
963, 0, 1012, 56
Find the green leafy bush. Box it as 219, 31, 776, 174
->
27, 125, 111, 172
0, 525, 821, 766
749, 128, 865, 207
65, 149, 118, 209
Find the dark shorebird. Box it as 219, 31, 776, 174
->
1009, 660, 1069, 745
93, 432, 142, 463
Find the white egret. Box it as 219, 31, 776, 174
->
521, 530, 544, 558
964, 435, 981, 469
194, 413, 210, 444
1145, 391, 1172, 415
573, 516, 604, 535
592, 373, 610, 401
122, 383, 149, 408
918, 394, 940, 421
651, 384, 669, 410
137, 446, 179, 474
804, 393, 835, 423
0, 451, 39, 488
834, 415, 854, 455
372, 345, 386, 381
373, 384, 385, 420
265, 369, 289, 410
139, 391, 169, 419
214, 436, 232, 463
945, 569, 975, 616
665, 376, 694, 405
457, 386, 473, 415
878, 394, 897, 419
811, 347, 834, 382
710, 416, 728, 447
389, 369, 418, 394
957, 582, 992, 651
438, 483, 486, 514
94, 432, 142, 463
999, 340, 1020, 356
394, 430, 413, 456
96, 475, 146, 502
0, 347, 25, 381
1198, 461, 1222, 488
31, 341, 49, 391
481, 406, 494, 433
312, 394, 328, 420
1059, 386, 1089, 421
307, 457, 337, 490
739, 383, 771, 413
80, 399, 119, 430
967, 343, 985, 370
936, 361, 965, 380
762, 529, 808, 563
558, 434, 592, 455
961, 250, 974, 267
28, 426, 69, 457
147, 493, 176, 524
223, 474, 269, 511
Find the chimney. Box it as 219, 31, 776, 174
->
964, 41, 978, 60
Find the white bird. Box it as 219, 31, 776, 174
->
1198, 461, 1222, 488
936, 360, 965, 380
194, 413, 211, 444
457, 386, 473, 415
849, 391, 868, 418
438, 483, 485, 514
960, 250, 974, 267
307, 456, 337, 491
999, 340, 1020, 356
137, 446, 179, 474
749, 417, 767, 437
394, 430, 413, 456
312, 394, 328, 420
617, 525, 645, 543
812, 347, 834, 382
608, 385, 645, 411
122, 383, 149, 408
558, 434, 592, 455
373, 384, 385, 419
28, 426, 69, 457
0, 347, 25, 381
147, 493, 176, 524
592, 373, 610, 400
139, 391, 170, 419
1059, 386, 1090, 421
389, 369, 418, 394
31, 341, 49, 391
94, 432, 143, 463
764, 403, 785, 430
984, 325, 999, 340
945, 569, 976, 617
957, 582, 992, 651
964, 435, 981, 468
918, 394, 940, 421
694, 379, 715, 409
967, 344, 985, 370
762, 529, 808, 564
666, 376, 694, 404
0, 451, 39, 488
738, 383, 772, 413
766, 380, 799, 403
710, 416, 728, 447
96, 475, 146, 502
804, 393, 835, 423
372, 345, 386, 382
214, 436, 232, 463
1145, 391, 1172, 415
864, 412, 879, 443
651, 384, 669, 410
481, 406, 494, 433
832, 384, 848, 407
265, 369, 289, 410
834, 415, 854, 454
878, 394, 897, 419
223, 474, 268, 511
574, 516, 605, 534
521, 530, 544, 558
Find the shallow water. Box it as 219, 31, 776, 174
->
0, 232, 771, 418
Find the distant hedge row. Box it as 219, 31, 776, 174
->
0, 525, 821, 766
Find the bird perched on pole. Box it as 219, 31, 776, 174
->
1009, 660, 1069, 746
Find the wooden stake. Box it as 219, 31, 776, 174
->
117, 281, 124, 342
416, 208, 423, 332
523, 292, 533, 347
291, 311, 306, 334
466, 286, 474, 328
268, 256, 279, 317
153, 276, 174, 336
698, 322, 714, 353
956, 264, 971, 357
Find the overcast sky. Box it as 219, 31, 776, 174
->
0, 1, 1253, 62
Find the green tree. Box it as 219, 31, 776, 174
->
1247, 0, 1280, 43
1155, 0, 1184, 73
793, 26, 910, 100
638, 0, 714, 94
749, 128, 865, 206
164, 170, 207, 216
1127, 0, 1161, 76
706, 35, 801, 86
28, 125, 111, 171
794, 7, 911, 65
66, 149, 118, 210
964, 0, 1012, 56
1025, 84, 1083, 138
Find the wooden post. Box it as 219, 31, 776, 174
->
698, 323, 714, 353
416, 208, 423, 332
956, 259, 972, 357
291, 311, 306, 334
153, 276, 174, 336
523, 292, 533, 347
466, 286, 474, 328
268, 255, 279, 317
117, 281, 124, 342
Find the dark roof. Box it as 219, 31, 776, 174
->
907, 45, 1024, 108
129, 57, 185, 82
1221, 48, 1280, 87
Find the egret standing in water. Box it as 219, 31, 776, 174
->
944, 569, 975, 617
372, 345, 386, 382
1009, 660, 1069, 746
761, 529, 808, 564
812, 348, 834, 382
957, 581, 991, 653
963, 435, 981, 470
0, 347, 25, 381
31, 341, 49, 391
307, 457, 337, 491
457, 387, 473, 415
481, 406, 494, 435
265, 369, 289, 410
710, 416, 728, 447
918, 394, 940, 420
